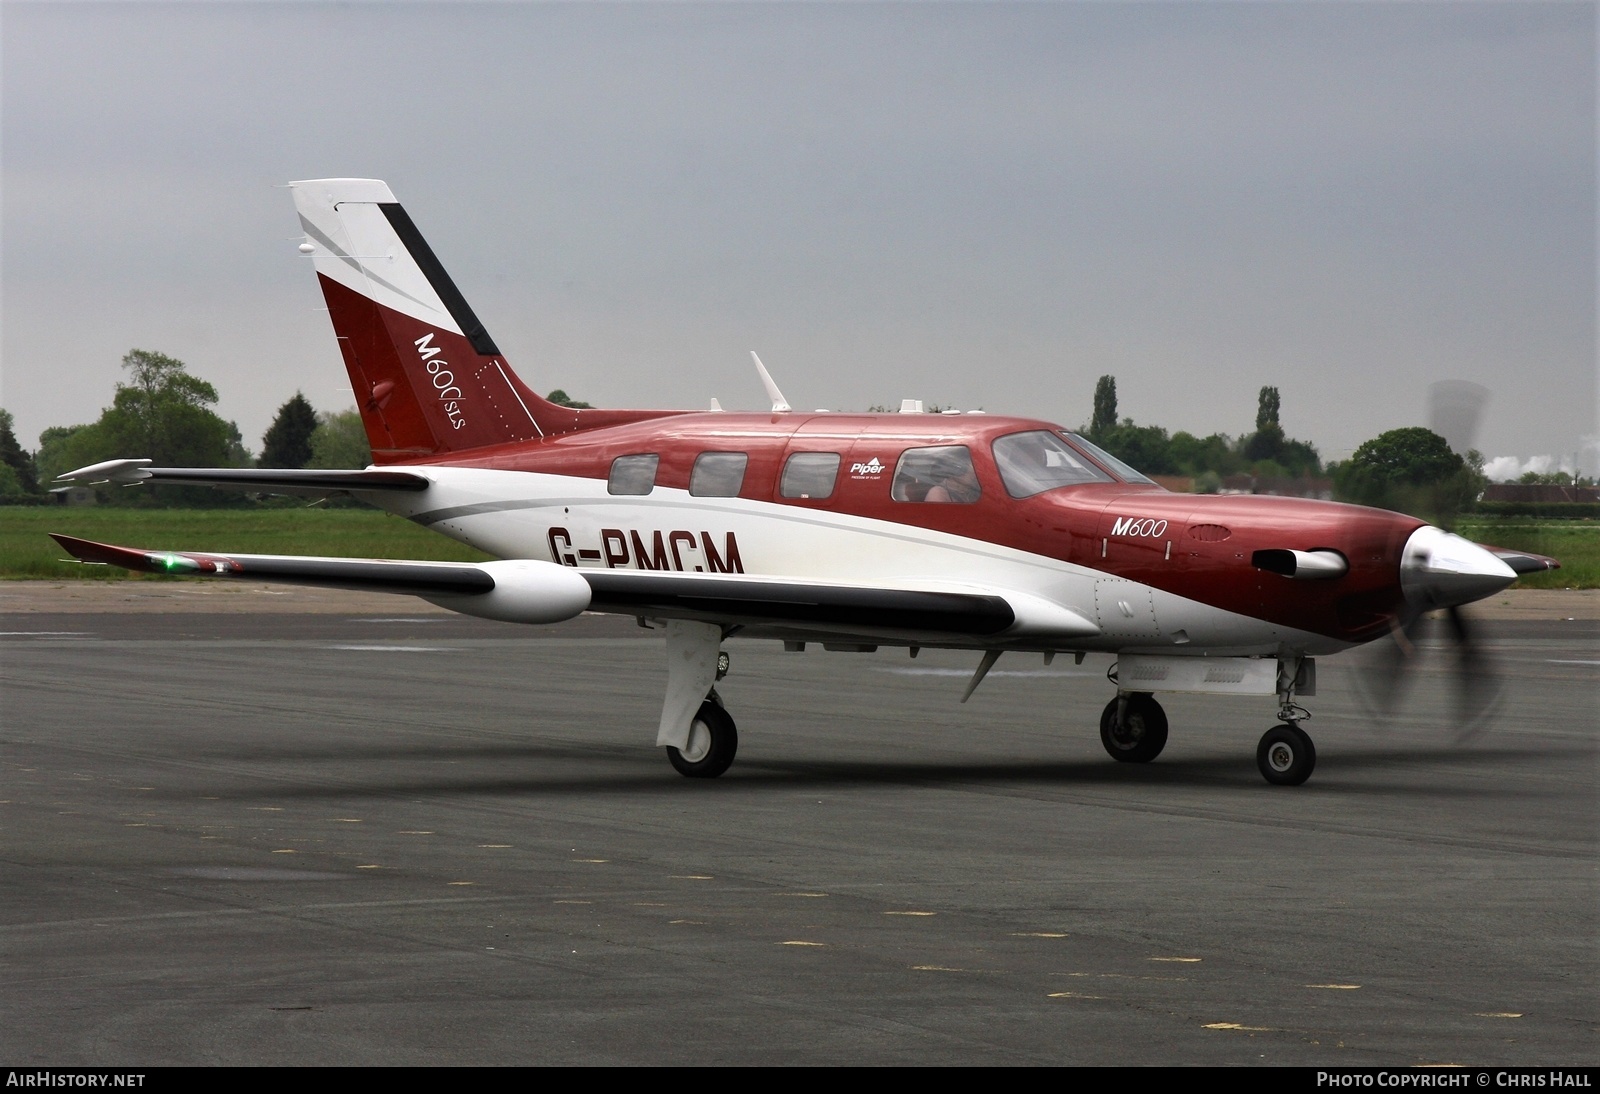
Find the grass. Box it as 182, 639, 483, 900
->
1454, 518, 1600, 590
0, 506, 491, 580
2, 507, 1594, 588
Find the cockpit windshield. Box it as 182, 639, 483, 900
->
992, 430, 1113, 497
1064, 433, 1157, 485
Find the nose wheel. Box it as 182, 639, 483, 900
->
1257, 723, 1315, 786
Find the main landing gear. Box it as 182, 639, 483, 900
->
1099, 694, 1169, 763
658, 621, 739, 779
666, 695, 738, 779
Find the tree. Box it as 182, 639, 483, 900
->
1097, 419, 1179, 475
547, 389, 593, 409
0, 409, 39, 494
1089, 376, 1117, 439
33, 349, 249, 505
100, 349, 250, 473
1243, 385, 1286, 464
1255, 386, 1281, 432
1335, 426, 1475, 524
308, 410, 372, 469
259, 393, 318, 469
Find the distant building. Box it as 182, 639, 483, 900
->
49, 486, 97, 506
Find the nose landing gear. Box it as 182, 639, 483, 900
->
1257, 722, 1315, 785
1257, 657, 1316, 786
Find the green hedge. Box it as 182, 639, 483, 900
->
1472, 502, 1600, 520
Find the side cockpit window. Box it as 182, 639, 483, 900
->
690, 452, 749, 497
892, 445, 981, 503
608, 454, 660, 495
780, 452, 841, 499
1063, 432, 1156, 486
993, 431, 1112, 497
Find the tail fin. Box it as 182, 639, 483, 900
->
290, 178, 580, 462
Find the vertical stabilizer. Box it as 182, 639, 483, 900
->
290, 178, 580, 462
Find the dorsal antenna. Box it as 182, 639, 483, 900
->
750, 352, 791, 413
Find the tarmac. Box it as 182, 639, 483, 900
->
1, 583, 1595, 1064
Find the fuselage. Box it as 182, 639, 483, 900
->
362, 410, 1425, 658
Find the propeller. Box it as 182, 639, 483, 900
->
1359, 602, 1505, 742
1353, 382, 1510, 737
1356, 525, 1519, 741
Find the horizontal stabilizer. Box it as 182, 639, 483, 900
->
55, 460, 430, 496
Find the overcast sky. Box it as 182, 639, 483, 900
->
3, 1, 1594, 472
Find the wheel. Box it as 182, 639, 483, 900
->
666, 700, 738, 778
1257, 724, 1316, 786
1099, 694, 1169, 763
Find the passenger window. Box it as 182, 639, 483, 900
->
690, 452, 749, 498
779, 452, 841, 499
608, 454, 659, 495
993, 431, 1112, 497
892, 445, 981, 504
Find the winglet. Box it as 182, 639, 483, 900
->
750, 352, 791, 413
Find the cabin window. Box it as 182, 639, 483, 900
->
993, 431, 1112, 497
779, 452, 841, 499
892, 445, 981, 503
608, 454, 660, 495
690, 452, 749, 498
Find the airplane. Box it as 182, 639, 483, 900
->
53, 177, 1560, 787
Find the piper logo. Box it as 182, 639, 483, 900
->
850, 458, 887, 478
1111, 516, 1169, 538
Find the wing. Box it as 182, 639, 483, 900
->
1480, 545, 1561, 576
54, 459, 428, 497
49, 535, 1098, 645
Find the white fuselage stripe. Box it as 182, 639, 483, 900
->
367, 467, 1349, 656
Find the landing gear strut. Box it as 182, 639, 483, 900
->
1257, 656, 1316, 786
1099, 693, 1168, 763
658, 621, 738, 778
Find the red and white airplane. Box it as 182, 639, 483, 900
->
55, 178, 1557, 786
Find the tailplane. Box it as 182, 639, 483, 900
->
291, 178, 581, 462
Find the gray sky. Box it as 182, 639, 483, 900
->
4, 1, 1595, 472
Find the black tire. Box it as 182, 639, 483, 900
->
1257, 724, 1316, 786
1099, 694, 1169, 763
666, 700, 738, 778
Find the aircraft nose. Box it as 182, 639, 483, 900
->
1399, 525, 1517, 612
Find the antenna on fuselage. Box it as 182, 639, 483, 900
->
750, 352, 791, 413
